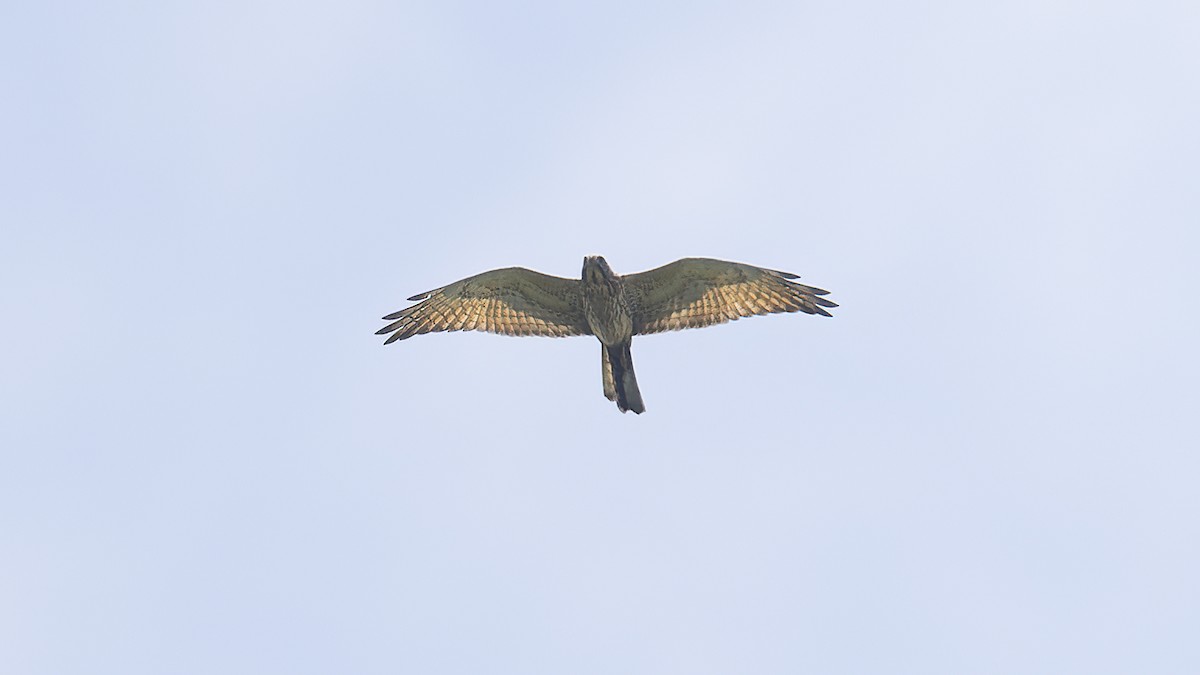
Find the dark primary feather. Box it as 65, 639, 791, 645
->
622, 257, 837, 335
376, 267, 590, 344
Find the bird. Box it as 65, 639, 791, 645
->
376, 256, 836, 414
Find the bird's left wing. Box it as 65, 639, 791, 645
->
377, 267, 590, 343
622, 258, 837, 335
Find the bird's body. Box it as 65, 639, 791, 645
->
377, 256, 836, 414
580, 257, 633, 347
579, 257, 642, 412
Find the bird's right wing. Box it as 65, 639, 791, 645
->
622, 257, 837, 335
376, 267, 590, 343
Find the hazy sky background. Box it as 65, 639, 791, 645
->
2, 1, 1198, 673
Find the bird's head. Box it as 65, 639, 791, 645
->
582, 256, 617, 284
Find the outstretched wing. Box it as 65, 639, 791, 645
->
377, 267, 590, 343
622, 258, 837, 335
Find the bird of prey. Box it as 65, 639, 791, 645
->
376, 257, 836, 414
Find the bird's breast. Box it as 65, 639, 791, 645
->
582, 285, 633, 346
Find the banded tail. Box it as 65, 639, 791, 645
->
601, 342, 645, 414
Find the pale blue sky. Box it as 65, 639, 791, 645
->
2, 2, 1198, 673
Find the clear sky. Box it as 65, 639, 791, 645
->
2, 1, 1198, 673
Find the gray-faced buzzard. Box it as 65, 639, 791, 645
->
377, 257, 836, 414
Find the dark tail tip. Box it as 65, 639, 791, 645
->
608, 343, 646, 414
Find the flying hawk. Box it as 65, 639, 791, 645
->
377, 257, 836, 414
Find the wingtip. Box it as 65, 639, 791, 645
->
406, 292, 432, 302
382, 331, 409, 345
798, 284, 831, 295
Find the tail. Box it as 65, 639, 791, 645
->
604, 342, 645, 414
601, 345, 617, 403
